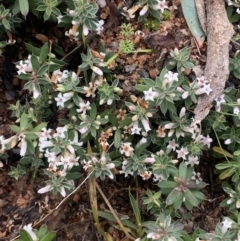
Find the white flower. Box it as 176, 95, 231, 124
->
214, 94, 225, 112
54, 126, 67, 138
83, 24, 89, 36
91, 66, 103, 75
56, 15, 63, 24
77, 101, 91, 114
167, 139, 179, 152
38, 185, 52, 194
97, 0, 106, 8
164, 71, 178, 82
23, 224, 38, 241
55, 92, 73, 107
222, 218, 233, 234
181, 91, 189, 99
234, 107, 240, 115
176, 147, 189, 160
40, 128, 52, 140
95, 20, 104, 34
45, 149, 56, 162
32, 85, 40, 99
107, 98, 113, 105
82, 160, 93, 171
186, 155, 199, 166
141, 119, 151, 132
39, 140, 54, 151
131, 122, 141, 135
237, 8, 240, 14
120, 142, 134, 157
79, 127, 88, 134
224, 138, 232, 145
195, 83, 213, 96
200, 134, 213, 148
16, 60, 27, 75
19, 139, 27, 156
179, 107, 186, 118
155, 0, 168, 13
139, 5, 149, 16
191, 171, 202, 184
144, 87, 158, 101
196, 75, 208, 86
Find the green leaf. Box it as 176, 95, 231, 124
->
143, 78, 156, 87
52, 45, 65, 56
20, 229, 33, 241
39, 231, 56, 241
219, 168, 234, 180
66, 172, 82, 180
26, 138, 35, 154
114, 129, 121, 148
12, 0, 20, 15
90, 103, 97, 119
128, 188, 141, 224
109, 113, 118, 126
20, 112, 29, 129
38, 64, 50, 76
40, 43, 49, 63
158, 181, 178, 189
184, 188, 199, 207
181, 0, 205, 47
19, 0, 29, 18
25, 43, 41, 56
119, 117, 132, 128
2, 18, 10, 30
179, 162, 188, 180
31, 122, 47, 132
10, 125, 21, 133
31, 55, 39, 71
37, 224, 48, 238
134, 84, 149, 92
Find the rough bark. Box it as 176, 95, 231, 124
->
193, 0, 234, 123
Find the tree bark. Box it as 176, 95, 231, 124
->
193, 0, 234, 123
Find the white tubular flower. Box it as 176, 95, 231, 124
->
139, 5, 149, 16
141, 119, 151, 132
19, 139, 27, 156
179, 107, 186, 118
107, 98, 113, 105
23, 224, 38, 241
224, 138, 232, 145
33, 85, 40, 99
83, 24, 89, 36
97, 0, 106, 8
91, 66, 103, 75
38, 185, 52, 194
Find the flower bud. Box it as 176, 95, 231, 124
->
132, 115, 138, 121
146, 112, 152, 118
56, 84, 67, 92
92, 66, 103, 76
139, 5, 149, 16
